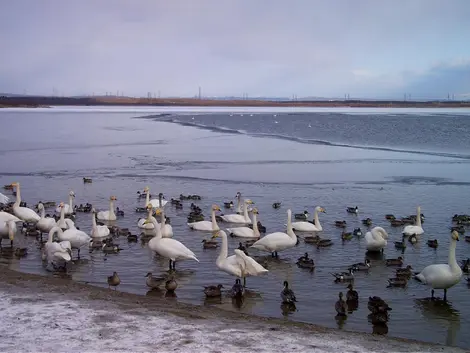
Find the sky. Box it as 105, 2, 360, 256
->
1, 0, 470, 99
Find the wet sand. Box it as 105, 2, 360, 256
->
0, 266, 464, 352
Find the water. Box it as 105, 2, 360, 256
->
1, 106, 470, 348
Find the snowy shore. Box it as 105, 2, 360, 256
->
0, 267, 464, 353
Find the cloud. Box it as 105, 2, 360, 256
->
0, 0, 470, 98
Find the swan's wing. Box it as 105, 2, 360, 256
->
291, 221, 318, 231
251, 232, 290, 249
187, 221, 211, 230
417, 264, 451, 284
221, 214, 246, 223
226, 227, 255, 238
160, 238, 197, 259
234, 249, 268, 275
0, 192, 10, 204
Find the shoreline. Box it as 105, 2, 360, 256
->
1, 95, 470, 109
0, 265, 464, 352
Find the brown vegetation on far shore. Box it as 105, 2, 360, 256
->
1, 95, 470, 108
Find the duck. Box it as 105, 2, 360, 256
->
385, 256, 404, 267
204, 284, 224, 297
56, 202, 75, 230
402, 206, 424, 236
335, 292, 347, 316
144, 210, 199, 271
231, 279, 245, 298
368, 296, 392, 314
36, 203, 57, 233
331, 269, 354, 282
202, 239, 218, 249
346, 283, 358, 301
364, 227, 388, 252
220, 199, 254, 224
55, 191, 75, 215
226, 208, 261, 239
341, 231, 353, 240
394, 235, 407, 249
353, 228, 363, 237
0, 219, 16, 249
251, 209, 297, 258
127, 233, 138, 242
335, 220, 347, 228
362, 218, 372, 226
223, 201, 233, 209
144, 272, 166, 290
281, 281, 297, 304
187, 205, 221, 231
97, 196, 118, 221
43, 226, 72, 268
272, 202, 281, 209
115, 207, 125, 217
414, 231, 462, 301
317, 239, 334, 248
165, 276, 178, 292
83, 177, 92, 183
294, 210, 309, 220
385, 214, 395, 221
396, 265, 413, 277
387, 277, 408, 288
91, 208, 111, 239
212, 230, 268, 286
102, 241, 121, 254
107, 271, 120, 290
57, 221, 92, 259
349, 259, 371, 272
291, 206, 325, 232
10, 183, 40, 223
296, 252, 315, 269
346, 206, 358, 214
408, 234, 418, 244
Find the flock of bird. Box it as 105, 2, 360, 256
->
0, 181, 469, 325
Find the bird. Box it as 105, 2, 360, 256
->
280, 281, 297, 304
107, 271, 120, 290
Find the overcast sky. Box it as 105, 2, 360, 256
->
1, 0, 469, 99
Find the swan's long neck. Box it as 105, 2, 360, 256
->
14, 184, 21, 206
160, 208, 165, 226
48, 227, 62, 242
145, 192, 150, 207
216, 232, 228, 265
211, 209, 218, 230
243, 202, 249, 221
252, 213, 259, 236
286, 211, 296, 239
68, 195, 74, 209
236, 196, 241, 213
313, 209, 321, 230
92, 212, 98, 229
152, 218, 162, 239
39, 206, 45, 219
109, 200, 116, 218
448, 239, 459, 270
59, 206, 65, 223
158, 195, 162, 208
416, 207, 422, 227
147, 207, 153, 220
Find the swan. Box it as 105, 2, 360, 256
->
403, 206, 424, 236
188, 205, 221, 231
137, 205, 155, 230
145, 187, 168, 208
91, 208, 111, 239
291, 206, 326, 232
220, 199, 254, 224
56, 202, 75, 230
226, 208, 261, 238
144, 210, 199, 270
364, 226, 389, 252
0, 211, 21, 223
159, 206, 173, 238
250, 209, 297, 258
10, 182, 40, 223
0, 220, 17, 248
235, 192, 242, 214
97, 196, 117, 221
0, 192, 10, 204
36, 203, 57, 233
212, 230, 268, 286
415, 231, 462, 301
55, 191, 75, 215
44, 226, 72, 267
57, 222, 91, 258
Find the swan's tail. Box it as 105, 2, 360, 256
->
414, 272, 426, 283
55, 252, 71, 262
189, 254, 199, 262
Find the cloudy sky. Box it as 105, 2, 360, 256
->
1, 0, 469, 99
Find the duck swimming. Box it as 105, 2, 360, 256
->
335, 292, 347, 316
204, 284, 224, 297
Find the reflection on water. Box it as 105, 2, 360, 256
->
281, 302, 297, 317
335, 314, 347, 329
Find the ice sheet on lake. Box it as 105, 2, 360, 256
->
0, 291, 464, 353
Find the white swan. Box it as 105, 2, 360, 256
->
97, 196, 117, 221
137, 205, 155, 230
235, 192, 242, 214
44, 226, 72, 266
159, 206, 173, 238
188, 205, 221, 231
36, 202, 57, 233
145, 188, 168, 208
144, 210, 198, 270
0, 192, 10, 204
291, 206, 325, 232
10, 182, 40, 223
56, 202, 75, 230
0, 211, 21, 223
364, 226, 389, 252
213, 229, 268, 286
91, 208, 110, 239
220, 199, 254, 224
415, 231, 462, 301
250, 209, 297, 257
403, 206, 424, 236
226, 208, 261, 239
55, 190, 75, 215
57, 222, 91, 258
0, 220, 17, 248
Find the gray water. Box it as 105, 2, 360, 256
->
1, 106, 470, 348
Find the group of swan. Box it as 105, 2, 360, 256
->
141, 187, 168, 208
96, 196, 118, 221
43, 226, 72, 266
137, 205, 173, 237
10, 182, 40, 223
227, 208, 261, 238
220, 199, 253, 224
55, 191, 75, 215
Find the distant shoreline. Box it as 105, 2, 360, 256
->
1, 95, 470, 108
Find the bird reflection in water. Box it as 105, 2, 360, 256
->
367, 296, 392, 336
281, 302, 297, 317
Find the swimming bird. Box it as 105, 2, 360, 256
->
36, 203, 57, 233
107, 271, 120, 290
10, 183, 40, 223
204, 284, 224, 297
165, 276, 178, 292
403, 206, 424, 236
187, 205, 220, 231
231, 279, 245, 298
364, 227, 388, 252
44, 226, 72, 268
97, 196, 118, 221
385, 257, 404, 267
226, 207, 261, 239
272, 202, 281, 209
291, 206, 325, 232
55, 190, 75, 215
220, 199, 254, 224
346, 206, 358, 214
0, 219, 16, 249
414, 231, 462, 301
145, 272, 166, 290
281, 281, 297, 304
346, 283, 358, 301
335, 292, 347, 316
91, 208, 111, 239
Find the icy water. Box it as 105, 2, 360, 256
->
1, 106, 470, 348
